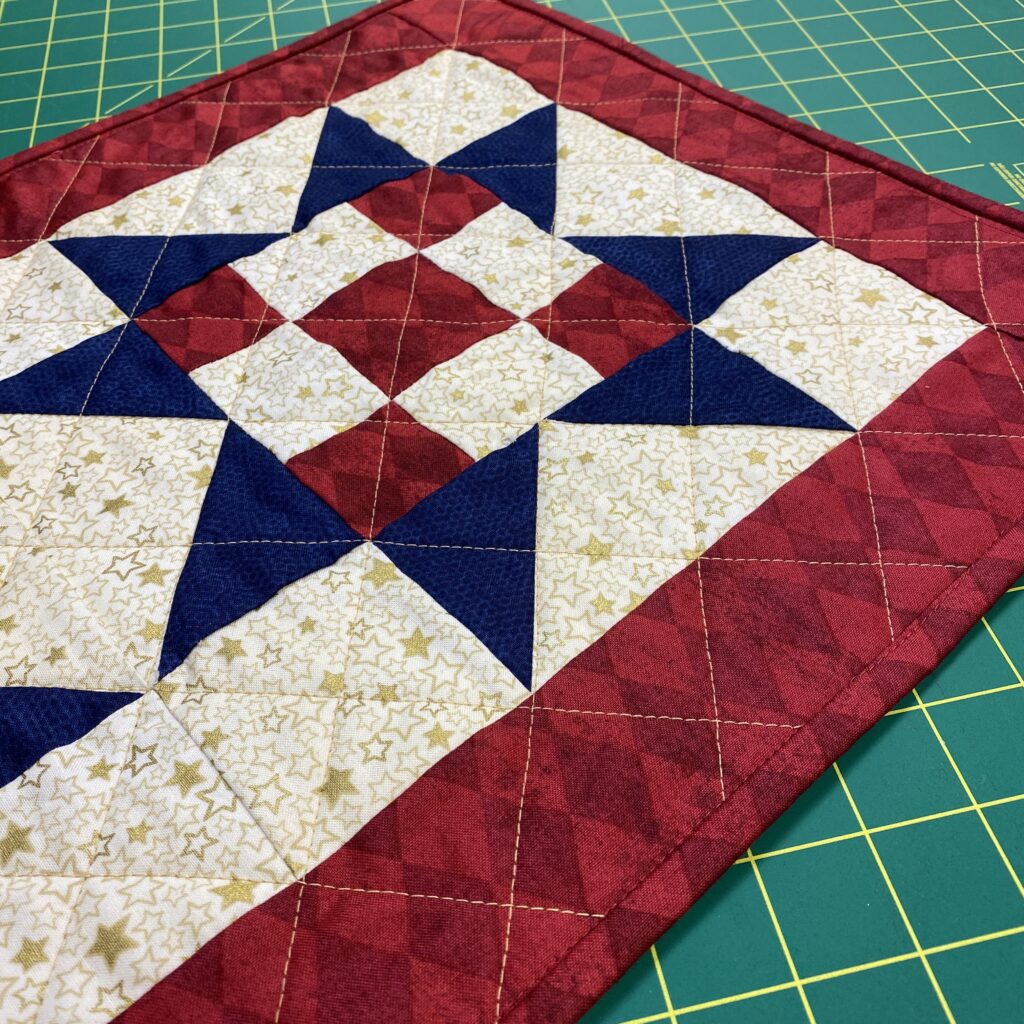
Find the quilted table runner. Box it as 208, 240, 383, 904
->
2, 0, 1024, 1021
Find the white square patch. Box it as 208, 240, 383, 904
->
231, 202, 414, 320
189, 322, 388, 461
396, 320, 601, 458
699, 241, 982, 427
425, 203, 599, 317
337, 50, 550, 164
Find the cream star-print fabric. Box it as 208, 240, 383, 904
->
0, 38, 983, 1024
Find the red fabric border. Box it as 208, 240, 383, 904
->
2, 0, 1022, 1020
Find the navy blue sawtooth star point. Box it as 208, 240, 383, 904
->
440, 103, 557, 232
566, 234, 817, 321
158, 422, 362, 679
553, 328, 852, 430
52, 233, 285, 315
0, 687, 140, 788
377, 427, 539, 687
293, 107, 426, 232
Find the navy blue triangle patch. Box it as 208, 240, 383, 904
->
553, 328, 852, 430
293, 107, 426, 232
377, 428, 538, 686
0, 322, 224, 418
566, 235, 815, 320
440, 104, 556, 232
159, 423, 362, 677
51, 233, 284, 315
0, 326, 116, 414
0, 687, 140, 788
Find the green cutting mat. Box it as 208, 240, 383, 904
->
2, 2, 1024, 1022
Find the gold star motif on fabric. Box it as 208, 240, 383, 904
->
12, 938, 47, 970
320, 669, 346, 696
126, 742, 158, 777
400, 627, 433, 658
215, 637, 246, 663
43, 646, 65, 665
745, 448, 769, 465
126, 821, 152, 844
592, 594, 615, 615
101, 495, 132, 516
169, 759, 203, 797
212, 879, 259, 909
189, 465, 214, 488
138, 620, 164, 642
714, 326, 742, 343
579, 535, 612, 564
0, 821, 33, 866
0, 458, 12, 479
375, 683, 398, 703
424, 722, 454, 749
316, 766, 359, 808
364, 559, 399, 587
87, 757, 116, 781
87, 918, 138, 970
0, 615, 15, 634
856, 287, 885, 308
139, 564, 170, 586
202, 726, 228, 751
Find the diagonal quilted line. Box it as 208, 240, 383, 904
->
532, 706, 802, 729
0, 544, 972, 564
495, 30, 569, 1021
822, 150, 898, 646
0, 141, 102, 594
974, 216, 1024, 400
667, 82, 728, 809
271, 25, 468, 1024
855, 433, 896, 643
157, 692, 301, 878
496, 506, 1024, 1023
302, 880, 604, 917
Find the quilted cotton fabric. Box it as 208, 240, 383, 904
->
2, 0, 1024, 1021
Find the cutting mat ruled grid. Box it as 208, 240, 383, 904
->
1, 2, 1024, 1022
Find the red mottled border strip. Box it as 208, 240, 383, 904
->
116, 322, 1024, 1024
2, 0, 1023, 1020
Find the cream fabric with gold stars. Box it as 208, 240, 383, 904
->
52, 111, 330, 239
0, 245, 126, 381
337, 49, 551, 164
700, 242, 981, 428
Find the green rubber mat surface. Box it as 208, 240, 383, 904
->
1, 2, 1024, 1022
